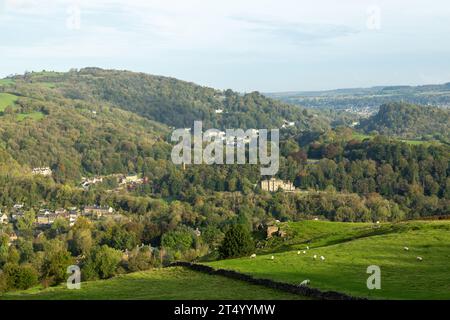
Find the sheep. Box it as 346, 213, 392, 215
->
313, 255, 317, 260
299, 279, 310, 286
306, 246, 310, 250
250, 254, 257, 259
271, 256, 275, 260
303, 250, 306, 254
417, 256, 423, 261
404, 247, 409, 251
320, 256, 325, 261
297, 250, 301, 255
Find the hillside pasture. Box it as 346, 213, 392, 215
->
208, 220, 450, 300
1, 267, 308, 300
0, 93, 19, 112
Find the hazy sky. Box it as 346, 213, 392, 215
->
1, 0, 450, 92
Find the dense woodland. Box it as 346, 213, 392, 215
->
359, 102, 450, 141
0, 69, 449, 293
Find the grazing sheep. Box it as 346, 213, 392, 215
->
306, 246, 310, 250
417, 256, 423, 261
404, 247, 409, 251
299, 280, 310, 286
250, 254, 257, 259
297, 250, 301, 255
320, 256, 325, 261
313, 255, 317, 260
376, 221, 380, 224
271, 256, 275, 260
303, 250, 306, 254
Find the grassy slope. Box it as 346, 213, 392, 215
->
0, 79, 15, 86
351, 132, 433, 145
207, 221, 450, 300
1, 267, 307, 300
0, 93, 18, 111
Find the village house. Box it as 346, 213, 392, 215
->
8, 233, 18, 246
13, 203, 24, 209
11, 210, 25, 221
81, 177, 103, 189
0, 211, 9, 224
32, 167, 52, 176
281, 120, 296, 129
83, 205, 114, 219
119, 174, 142, 185
37, 210, 51, 225
55, 208, 68, 217
261, 178, 296, 192
68, 208, 80, 226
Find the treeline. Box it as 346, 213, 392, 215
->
287, 137, 450, 217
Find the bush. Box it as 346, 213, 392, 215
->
219, 225, 254, 259
2, 263, 39, 290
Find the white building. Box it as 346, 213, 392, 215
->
32, 167, 52, 176
0, 211, 9, 224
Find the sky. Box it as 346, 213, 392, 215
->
1, 0, 450, 92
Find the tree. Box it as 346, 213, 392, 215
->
83, 245, 122, 280
2, 263, 38, 290
71, 228, 93, 256
41, 240, 73, 285
16, 210, 35, 238
219, 224, 254, 259
161, 227, 194, 253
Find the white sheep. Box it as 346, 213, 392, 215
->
320, 256, 325, 261
250, 254, 257, 259
313, 255, 317, 260
299, 279, 310, 286
303, 250, 306, 254
404, 247, 409, 251
297, 250, 301, 255
417, 256, 423, 261
271, 256, 275, 260
306, 246, 310, 250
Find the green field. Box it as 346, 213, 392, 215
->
0, 93, 18, 111
0, 267, 307, 300
207, 220, 450, 300
351, 132, 438, 146
0, 79, 15, 86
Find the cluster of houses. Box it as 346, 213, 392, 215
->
81, 177, 103, 189
80, 174, 145, 190
32, 167, 52, 176
261, 178, 296, 192
0, 204, 118, 228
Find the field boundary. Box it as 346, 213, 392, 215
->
169, 262, 366, 300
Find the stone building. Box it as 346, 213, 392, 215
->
261, 178, 295, 192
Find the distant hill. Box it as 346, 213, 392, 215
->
0, 68, 330, 182
265, 83, 450, 112
10, 68, 329, 131
358, 102, 450, 140
0, 73, 171, 182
